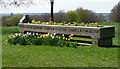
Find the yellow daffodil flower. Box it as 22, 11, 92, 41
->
12, 35, 14, 37
66, 38, 67, 40
71, 37, 73, 39
63, 37, 65, 39
19, 33, 21, 36
37, 36, 40, 39
35, 22, 38, 24
48, 34, 50, 37
95, 22, 98, 26
38, 21, 41, 23
68, 39, 70, 41
54, 22, 56, 25
43, 34, 45, 38
46, 34, 48, 37
32, 20, 35, 23
42, 22, 46, 24
33, 33, 35, 35
71, 34, 73, 36
40, 35, 43, 38
9, 37, 12, 39
68, 22, 70, 25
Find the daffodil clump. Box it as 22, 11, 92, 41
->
31, 20, 98, 27
5, 32, 77, 47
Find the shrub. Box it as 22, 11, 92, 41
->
5, 15, 22, 26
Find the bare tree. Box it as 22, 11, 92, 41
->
0, 0, 49, 8
109, 1, 120, 23
54, 10, 67, 23
97, 13, 106, 23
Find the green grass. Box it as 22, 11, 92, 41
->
0, 24, 2, 68
2, 23, 119, 67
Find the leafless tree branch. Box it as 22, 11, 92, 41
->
0, 0, 49, 8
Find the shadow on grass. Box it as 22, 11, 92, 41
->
99, 45, 120, 48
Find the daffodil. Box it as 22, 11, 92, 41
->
62, 34, 64, 36
92, 23, 94, 25
8, 36, 12, 39
82, 22, 84, 24
42, 22, 46, 24
59, 23, 63, 25
66, 38, 67, 40
69, 35, 71, 38
12, 35, 14, 37
35, 22, 38, 24
49, 21, 52, 23
68, 22, 70, 25
33, 33, 35, 35
40, 35, 43, 38
32, 20, 35, 23
36, 33, 38, 35
71, 34, 73, 36
46, 34, 48, 37
38, 21, 41, 23
19, 33, 21, 36
4, 41, 7, 44
37, 36, 40, 39
73, 22, 78, 26
8, 36, 11, 38
68, 39, 70, 41
71, 37, 73, 39
54, 22, 56, 25
86, 23, 89, 26
63, 37, 65, 39
9, 37, 12, 39
43, 34, 45, 38
95, 22, 98, 26
48, 34, 50, 37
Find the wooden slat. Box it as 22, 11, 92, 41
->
77, 42, 92, 46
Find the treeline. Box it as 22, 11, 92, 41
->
1, 1, 120, 26
1, 8, 106, 26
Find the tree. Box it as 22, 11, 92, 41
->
66, 11, 78, 23
0, 15, 2, 26
109, 1, 120, 23
76, 8, 97, 23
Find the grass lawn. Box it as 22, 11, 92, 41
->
1, 23, 119, 67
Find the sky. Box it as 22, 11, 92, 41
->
0, 0, 119, 13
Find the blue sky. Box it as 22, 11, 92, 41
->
0, 0, 119, 13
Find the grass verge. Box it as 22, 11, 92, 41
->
2, 23, 119, 67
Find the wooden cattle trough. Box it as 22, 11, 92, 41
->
18, 15, 115, 46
